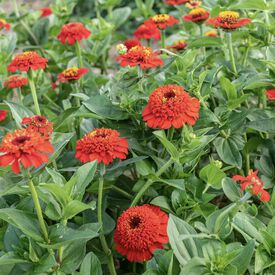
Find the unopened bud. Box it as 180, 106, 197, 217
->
213, 160, 223, 169
189, 133, 196, 139
116, 44, 127, 55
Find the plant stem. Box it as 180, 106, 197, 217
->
130, 157, 174, 207
199, 24, 206, 57
28, 69, 41, 115
58, 219, 67, 263
161, 30, 166, 49
167, 127, 175, 141
111, 185, 133, 199
75, 41, 84, 68
226, 32, 238, 76
98, 176, 117, 275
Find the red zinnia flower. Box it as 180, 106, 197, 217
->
183, 8, 209, 23
114, 204, 169, 262
232, 170, 271, 202
57, 67, 89, 82
3, 75, 28, 89
205, 30, 218, 37
145, 14, 179, 30
57, 22, 91, 45
165, 0, 189, 5
0, 19, 10, 30
40, 7, 52, 17
7, 51, 48, 73
116, 45, 163, 70
75, 128, 128, 165
207, 11, 251, 30
168, 39, 187, 51
186, 0, 202, 9
0, 110, 7, 122
123, 38, 141, 50
266, 89, 275, 101
134, 23, 161, 41
21, 115, 53, 137
0, 129, 54, 174
142, 85, 200, 129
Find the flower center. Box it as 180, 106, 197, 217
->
63, 67, 79, 77
174, 39, 185, 45
23, 51, 33, 56
129, 46, 152, 58
129, 216, 142, 229
35, 116, 46, 123
186, 0, 202, 9
219, 11, 239, 24
11, 136, 30, 146
162, 90, 176, 103
0, 19, 7, 24
190, 8, 207, 17
152, 14, 170, 23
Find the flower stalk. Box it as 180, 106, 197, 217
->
28, 69, 41, 115
226, 32, 238, 76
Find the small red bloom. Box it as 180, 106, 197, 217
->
145, 14, 179, 30
0, 110, 7, 122
51, 82, 57, 90
232, 170, 271, 202
40, 7, 52, 17
0, 19, 10, 30
75, 128, 128, 165
183, 8, 209, 23
186, 0, 202, 9
116, 45, 163, 70
0, 129, 54, 174
168, 39, 187, 51
266, 89, 275, 101
114, 204, 169, 262
22, 115, 53, 137
3, 75, 28, 89
205, 30, 218, 37
57, 22, 91, 45
165, 0, 189, 5
124, 38, 141, 50
58, 67, 89, 82
134, 23, 161, 41
7, 51, 48, 73
207, 11, 251, 30
142, 85, 200, 129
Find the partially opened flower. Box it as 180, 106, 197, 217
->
205, 30, 218, 37
22, 115, 53, 137
142, 85, 200, 129
134, 23, 161, 41
183, 8, 209, 23
0, 129, 54, 174
58, 67, 89, 82
7, 51, 48, 72
40, 7, 52, 17
208, 11, 251, 31
165, 0, 189, 5
0, 19, 10, 30
57, 22, 91, 45
75, 128, 128, 165
0, 110, 8, 122
232, 170, 270, 202
145, 14, 179, 30
168, 39, 187, 51
3, 75, 28, 89
124, 38, 141, 50
186, 0, 202, 9
114, 204, 169, 262
266, 89, 275, 101
116, 45, 163, 70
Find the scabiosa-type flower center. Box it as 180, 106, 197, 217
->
152, 14, 170, 23
11, 136, 30, 146
190, 8, 208, 18
63, 67, 79, 77
129, 216, 142, 229
219, 11, 239, 24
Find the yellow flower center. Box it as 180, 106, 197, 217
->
175, 39, 185, 45
63, 67, 79, 77
88, 130, 97, 137
186, 0, 202, 9
129, 46, 152, 57
23, 51, 33, 56
219, 11, 239, 24
205, 30, 218, 37
189, 8, 207, 17
152, 14, 170, 23
0, 19, 7, 24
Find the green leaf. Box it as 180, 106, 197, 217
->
109, 7, 131, 28
222, 177, 242, 202
247, 118, 275, 134
220, 77, 237, 100
188, 37, 222, 48
229, 0, 267, 10
63, 200, 96, 221
227, 95, 250, 110
0, 252, 28, 265
79, 252, 102, 275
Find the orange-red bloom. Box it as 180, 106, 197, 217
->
142, 85, 200, 129
116, 45, 163, 70
232, 170, 270, 202
114, 204, 168, 262
0, 129, 54, 174
168, 39, 187, 51
183, 8, 209, 23
145, 14, 179, 30
208, 11, 251, 30
186, 0, 202, 9
40, 7, 52, 17
266, 89, 275, 101
205, 30, 218, 37
165, 0, 189, 5
22, 116, 53, 137
58, 67, 89, 82
75, 128, 128, 165
0, 19, 10, 30
57, 22, 91, 45
0, 110, 7, 122
124, 38, 141, 50
3, 75, 28, 89
134, 23, 161, 41
7, 51, 48, 73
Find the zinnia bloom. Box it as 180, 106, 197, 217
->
0, 19, 10, 30
0, 129, 54, 174
134, 23, 161, 41
116, 45, 163, 70
266, 89, 275, 101
165, 0, 189, 5
186, 0, 202, 9
57, 22, 91, 45
183, 8, 209, 23
0, 110, 7, 122
232, 170, 270, 202
205, 30, 218, 37
75, 128, 128, 165
207, 11, 251, 30
145, 14, 179, 30
57, 67, 89, 82
3, 75, 28, 89
123, 38, 141, 50
168, 39, 187, 51
142, 85, 200, 129
114, 204, 169, 262
40, 7, 52, 17
21, 115, 53, 137
7, 51, 48, 73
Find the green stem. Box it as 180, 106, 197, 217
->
28, 69, 41, 115
58, 219, 67, 263
98, 176, 117, 275
161, 30, 166, 49
199, 24, 206, 57
131, 157, 174, 207
226, 32, 238, 76
111, 185, 133, 200
75, 41, 84, 68
167, 127, 175, 142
